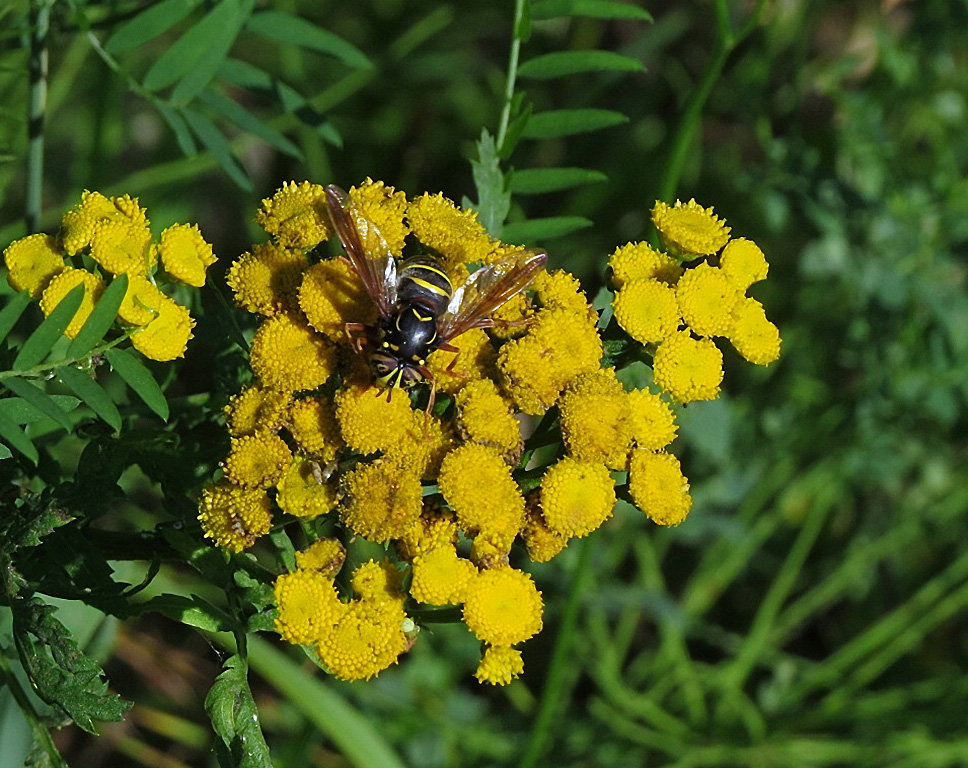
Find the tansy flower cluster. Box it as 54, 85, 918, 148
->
2, 191, 215, 360
199, 180, 779, 686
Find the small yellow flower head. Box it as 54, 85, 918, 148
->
488, 291, 533, 340
117, 274, 166, 326
288, 396, 344, 462
384, 414, 454, 481
38, 268, 105, 339
226, 243, 308, 317
274, 569, 343, 645
540, 458, 616, 537
608, 241, 683, 289
455, 379, 522, 460
629, 450, 692, 526
469, 535, 512, 569
295, 537, 346, 576
349, 179, 410, 256
613, 279, 681, 345
675, 262, 741, 337
90, 218, 154, 275
396, 507, 459, 561
720, 237, 768, 291
256, 181, 331, 248
534, 270, 590, 315
352, 559, 405, 603
249, 314, 335, 392
222, 430, 292, 488
425, 328, 497, 394
627, 389, 678, 451
406, 192, 492, 267
410, 543, 478, 606
298, 258, 377, 341
157, 223, 216, 287
340, 459, 423, 542
198, 480, 273, 552
225, 384, 292, 437
727, 297, 782, 365
130, 296, 195, 361
463, 567, 543, 646
475, 645, 525, 686
60, 191, 148, 255
652, 199, 731, 258
522, 502, 569, 563
558, 371, 632, 470
334, 383, 415, 455
652, 331, 724, 403
276, 456, 338, 519
316, 598, 409, 681
438, 443, 525, 550
4, 234, 64, 298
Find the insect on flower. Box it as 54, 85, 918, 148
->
325, 185, 547, 408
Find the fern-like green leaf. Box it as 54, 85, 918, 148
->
518, 50, 645, 79
12, 285, 84, 371
471, 130, 512, 237
510, 167, 607, 194
503, 216, 592, 242
205, 655, 273, 768
156, 102, 199, 156
66, 274, 127, 359
103, 0, 205, 55
104, 348, 169, 421
245, 11, 372, 69
0, 395, 79, 425
0, 409, 38, 463
181, 107, 253, 190
531, 0, 653, 21
198, 90, 302, 159
522, 108, 628, 138
1, 378, 73, 432
0, 291, 30, 344
55, 367, 122, 432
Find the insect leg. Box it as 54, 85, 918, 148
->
344, 323, 370, 355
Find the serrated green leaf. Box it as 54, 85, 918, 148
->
142, 0, 245, 92
205, 655, 273, 768
502, 215, 592, 242
522, 107, 628, 138
2, 378, 72, 432
518, 50, 645, 79
0, 395, 79, 425
103, 0, 205, 55
509, 166, 608, 194
12, 285, 84, 371
104, 348, 168, 421
66, 274, 127, 359
156, 102, 198, 156
471, 129, 511, 237
182, 108, 253, 191
198, 90, 302, 158
531, 0, 653, 21
0, 409, 37, 463
0, 291, 30, 343
55, 366, 122, 431
245, 11, 371, 69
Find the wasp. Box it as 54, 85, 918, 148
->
324, 185, 547, 406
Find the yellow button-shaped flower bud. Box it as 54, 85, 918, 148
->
316, 598, 409, 681
349, 178, 410, 257
675, 262, 741, 337
298, 257, 377, 341
455, 379, 522, 460
558, 370, 632, 470
475, 645, 525, 686
426, 328, 497, 395
295, 537, 346, 576
130, 297, 195, 361
158, 223, 216, 287
652, 330, 724, 403
340, 459, 423, 542
410, 544, 478, 606
90, 218, 153, 275
198, 480, 273, 552
352, 559, 405, 603
629, 450, 692, 526
222, 430, 292, 489
627, 388, 678, 451
224, 384, 292, 437
274, 569, 343, 645
276, 456, 337, 519
407, 191, 492, 267
720, 237, 768, 291
652, 199, 731, 258
227, 243, 308, 317
613, 278, 681, 345
256, 181, 331, 248
727, 297, 781, 365
335, 383, 415, 455
608, 241, 683, 289
4, 234, 64, 298
463, 567, 543, 646
540, 457, 616, 537
38, 267, 105, 339
249, 314, 335, 392
288, 396, 344, 462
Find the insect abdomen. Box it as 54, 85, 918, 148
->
397, 257, 452, 315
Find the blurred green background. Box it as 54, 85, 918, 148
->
2, 0, 968, 766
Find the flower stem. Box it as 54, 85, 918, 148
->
25, 0, 53, 234
495, 0, 528, 150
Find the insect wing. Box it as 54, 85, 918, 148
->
438, 250, 548, 341
325, 185, 397, 316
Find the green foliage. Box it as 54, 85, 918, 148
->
206, 655, 273, 768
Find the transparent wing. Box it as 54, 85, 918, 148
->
325, 185, 397, 316
438, 250, 548, 341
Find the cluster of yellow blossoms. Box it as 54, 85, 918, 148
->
2, 191, 215, 360
198, 181, 780, 685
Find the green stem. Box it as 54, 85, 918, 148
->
0, 333, 129, 381
496, 0, 528, 150
25, 0, 52, 234
519, 536, 593, 768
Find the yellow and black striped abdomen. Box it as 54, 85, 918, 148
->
397, 256, 452, 315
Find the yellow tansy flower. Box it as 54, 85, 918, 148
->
90, 218, 154, 275
540, 457, 615, 537
425, 328, 497, 394
276, 456, 337, 519
249, 314, 335, 392
522, 503, 569, 563
629, 450, 692, 526
158, 223, 216, 287
295, 538, 346, 576
534, 269, 590, 314
488, 291, 533, 339
348, 179, 410, 257
396, 507, 459, 561
613, 279, 681, 345
256, 181, 331, 248
222, 430, 292, 489
675, 262, 741, 337
627, 388, 678, 451
727, 296, 781, 365
288, 396, 344, 462
475, 645, 524, 686
316, 598, 409, 681
407, 192, 493, 267
4, 234, 64, 298
652, 330, 724, 403
469, 535, 512, 569
463, 567, 543, 646
60, 191, 148, 255
117, 274, 167, 327
652, 199, 731, 258
455, 379, 522, 460
198, 480, 273, 552
334, 383, 415, 455
298, 258, 376, 341
38, 267, 105, 339
558, 370, 632, 470
410, 544, 478, 606
351, 559, 406, 603
225, 384, 291, 437
608, 241, 683, 288
274, 569, 344, 645
340, 459, 423, 542
130, 297, 195, 361
226, 243, 308, 317
720, 237, 768, 291
384, 414, 454, 481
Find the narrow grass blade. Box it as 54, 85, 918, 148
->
245, 11, 372, 69
518, 50, 645, 79
198, 90, 302, 158
12, 285, 84, 370
104, 348, 168, 420
156, 103, 198, 157
56, 366, 122, 431
2, 377, 73, 432
104, 0, 205, 55
66, 274, 127, 358
182, 108, 253, 190
522, 108, 628, 139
